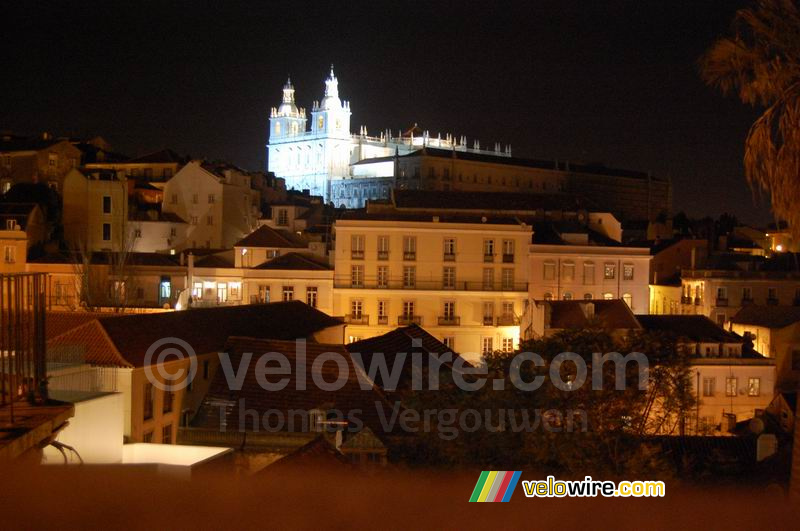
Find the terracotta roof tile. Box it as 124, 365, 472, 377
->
234, 226, 307, 249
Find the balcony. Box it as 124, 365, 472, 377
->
715, 297, 728, 307
741, 297, 754, 306
483, 316, 494, 326
483, 253, 495, 263
377, 251, 389, 260
334, 279, 529, 292
398, 315, 422, 326
351, 250, 364, 260
403, 252, 416, 261
767, 297, 779, 306
345, 314, 369, 325
681, 296, 691, 304
694, 297, 702, 306
496, 315, 519, 326
443, 253, 456, 262
502, 253, 515, 263
377, 315, 388, 325
438, 316, 460, 326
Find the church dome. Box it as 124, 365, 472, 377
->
277, 77, 302, 117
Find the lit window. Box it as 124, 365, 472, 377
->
748, 378, 760, 397
604, 263, 616, 280
351, 265, 364, 288
306, 287, 318, 308
623, 264, 634, 281
725, 377, 737, 397
702, 377, 715, 397
282, 286, 294, 301
543, 261, 556, 281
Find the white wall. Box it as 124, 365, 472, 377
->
43, 392, 124, 464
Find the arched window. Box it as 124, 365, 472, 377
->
275, 122, 281, 135
603, 292, 614, 300
622, 293, 633, 308
543, 292, 553, 301
563, 292, 573, 301
584, 293, 593, 300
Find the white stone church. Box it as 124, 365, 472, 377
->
267, 66, 511, 207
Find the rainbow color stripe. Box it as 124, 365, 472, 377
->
469, 471, 522, 502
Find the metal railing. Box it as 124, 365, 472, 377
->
345, 314, 369, 325
351, 250, 364, 260
502, 254, 515, 263
335, 279, 528, 292
484, 254, 495, 263
377, 316, 388, 325
438, 316, 460, 326
496, 315, 519, 326
1, 273, 47, 413
398, 315, 422, 326
715, 297, 728, 307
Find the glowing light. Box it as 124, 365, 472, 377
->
776, 244, 784, 252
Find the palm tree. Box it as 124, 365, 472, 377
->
700, 0, 800, 235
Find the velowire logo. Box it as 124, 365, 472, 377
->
469, 471, 522, 502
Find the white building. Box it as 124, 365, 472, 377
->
332, 212, 532, 363
162, 161, 261, 250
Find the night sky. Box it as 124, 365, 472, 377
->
1, 1, 771, 224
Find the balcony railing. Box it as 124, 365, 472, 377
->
345, 314, 369, 325
484, 254, 495, 263
398, 315, 422, 326
438, 316, 460, 326
351, 250, 364, 260
403, 252, 416, 261
767, 297, 779, 306
483, 316, 494, 326
681, 296, 691, 304
694, 297, 702, 306
496, 315, 519, 326
502, 254, 514, 263
377, 316, 388, 325
443, 253, 456, 262
741, 297, 754, 306
377, 251, 389, 260
336, 279, 528, 292
715, 297, 728, 307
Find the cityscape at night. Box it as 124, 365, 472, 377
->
1, 1, 799, 528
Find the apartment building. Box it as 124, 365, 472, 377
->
680, 253, 800, 326
62, 168, 129, 252
0, 133, 82, 192
333, 212, 532, 363
162, 161, 261, 250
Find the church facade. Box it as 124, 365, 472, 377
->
267, 68, 671, 221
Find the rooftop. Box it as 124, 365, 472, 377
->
254, 252, 331, 271
730, 305, 800, 329
543, 299, 641, 330
635, 314, 743, 343
234, 225, 308, 248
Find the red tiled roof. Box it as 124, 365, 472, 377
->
730, 305, 800, 329
234, 226, 307, 249
254, 252, 331, 271
46, 311, 119, 341
262, 436, 350, 473
194, 337, 393, 435
47, 302, 344, 368
48, 320, 131, 367
545, 300, 641, 330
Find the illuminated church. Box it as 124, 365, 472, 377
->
267, 66, 512, 208
267, 67, 670, 222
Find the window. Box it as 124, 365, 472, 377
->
584, 293, 593, 300
162, 424, 173, 444
604, 263, 616, 280
768, 287, 778, 303
725, 377, 738, 397
502, 337, 514, 352
502, 239, 514, 262
702, 377, 715, 397
317, 116, 324, 130
502, 301, 514, 318
501, 268, 514, 290
716, 287, 727, 301
208, 193, 215, 204
351, 265, 364, 288
443, 238, 456, 260
48, 153, 57, 166
276, 209, 288, 226
206, 215, 213, 225
583, 262, 595, 284
716, 313, 726, 326
748, 377, 761, 397
562, 261, 575, 282
377, 265, 389, 288
3, 246, 15, 264
482, 301, 494, 325
133, 228, 142, 238
191, 282, 203, 299
402, 266, 416, 288
143, 383, 155, 420
143, 431, 154, 443
543, 292, 553, 301
483, 239, 495, 261
102, 195, 111, 214
350, 299, 363, 319
282, 286, 294, 301
443, 337, 455, 350
163, 391, 174, 414
603, 292, 614, 300
482, 268, 494, 290
543, 261, 556, 281
351, 235, 365, 259
190, 215, 198, 225
102, 223, 111, 241
377, 300, 388, 323
258, 285, 270, 303
306, 287, 318, 308
742, 287, 752, 301
170, 227, 177, 237
482, 337, 494, 355
563, 292, 573, 301
217, 283, 228, 302
443, 301, 456, 319
623, 264, 634, 281
622, 293, 632, 308
443, 266, 456, 289
403, 236, 416, 260
377, 235, 390, 259
402, 301, 415, 318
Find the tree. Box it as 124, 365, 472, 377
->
701, 0, 800, 235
